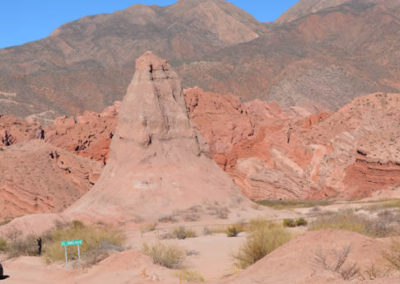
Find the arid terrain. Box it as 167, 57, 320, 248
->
1, 0, 400, 283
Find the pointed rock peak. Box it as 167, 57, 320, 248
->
135, 51, 169, 72
67, 52, 248, 222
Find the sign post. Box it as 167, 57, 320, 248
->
61, 239, 83, 266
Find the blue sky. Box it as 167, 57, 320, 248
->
0, 0, 299, 49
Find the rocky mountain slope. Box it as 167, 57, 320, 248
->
0, 0, 262, 117
1, 0, 400, 117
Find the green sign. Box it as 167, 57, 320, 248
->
61, 239, 83, 247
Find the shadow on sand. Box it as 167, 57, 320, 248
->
0, 275, 10, 280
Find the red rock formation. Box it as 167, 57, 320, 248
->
67, 52, 248, 222
0, 115, 41, 147
186, 89, 400, 201
44, 102, 119, 163
0, 140, 102, 221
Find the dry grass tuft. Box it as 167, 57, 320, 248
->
142, 242, 186, 269
309, 210, 398, 237
175, 269, 205, 282
234, 218, 291, 269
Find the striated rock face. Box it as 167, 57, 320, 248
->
0, 140, 102, 221
186, 89, 400, 200
67, 52, 247, 221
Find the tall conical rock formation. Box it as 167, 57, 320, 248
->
68, 52, 247, 222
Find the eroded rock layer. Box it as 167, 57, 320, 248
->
0, 140, 101, 221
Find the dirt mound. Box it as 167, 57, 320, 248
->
219, 230, 396, 284
67, 52, 248, 222
0, 140, 102, 221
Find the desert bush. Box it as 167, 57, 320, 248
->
158, 215, 179, 223
142, 242, 185, 269
309, 210, 397, 237
295, 218, 308, 226
257, 200, 332, 209
283, 219, 296, 227
8, 235, 38, 258
226, 224, 245, 237
314, 245, 361, 280
0, 237, 8, 252
234, 219, 291, 269
44, 220, 124, 263
175, 269, 204, 282
171, 226, 197, 240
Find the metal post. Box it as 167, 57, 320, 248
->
65, 246, 68, 266
77, 245, 81, 261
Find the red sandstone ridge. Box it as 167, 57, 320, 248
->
0, 140, 102, 221
44, 102, 119, 163
186, 89, 400, 201
0, 103, 119, 162
0, 115, 42, 147
67, 52, 249, 222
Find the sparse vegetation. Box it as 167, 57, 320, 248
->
296, 218, 308, 226
309, 210, 399, 237
171, 226, 197, 240
142, 242, 186, 269
283, 219, 296, 227
234, 219, 291, 269
226, 224, 245, 237
44, 220, 125, 264
7, 235, 38, 258
366, 199, 400, 211
175, 269, 205, 282
257, 200, 333, 210
283, 218, 308, 227
314, 245, 361, 280
0, 237, 8, 252
158, 215, 179, 223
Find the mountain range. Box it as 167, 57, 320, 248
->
1, 0, 400, 118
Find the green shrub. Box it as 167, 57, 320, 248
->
283, 219, 296, 227
226, 224, 244, 237
295, 218, 308, 226
44, 220, 124, 263
142, 242, 186, 269
172, 226, 197, 240
0, 237, 8, 252
234, 219, 291, 269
